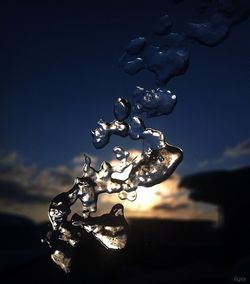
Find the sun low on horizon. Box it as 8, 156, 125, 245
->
97, 149, 218, 222
89, 148, 219, 222
0, 149, 218, 224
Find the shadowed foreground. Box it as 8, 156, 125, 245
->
1, 213, 250, 284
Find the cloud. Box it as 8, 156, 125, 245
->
197, 157, 223, 169
0, 150, 102, 222
34, 165, 76, 197
0, 180, 50, 204
153, 203, 189, 211
0, 151, 98, 209
223, 138, 250, 158
0, 149, 218, 223
0, 151, 36, 187
0, 151, 21, 165
198, 138, 250, 169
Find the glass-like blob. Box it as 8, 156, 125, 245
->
120, 3, 250, 84
43, 1, 250, 272
44, 87, 182, 272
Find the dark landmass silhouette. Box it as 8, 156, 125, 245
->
0, 213, 49, 271
1, 167, 250, 283
181, 166, 250, 204
0, 217, 248, 283
181, 166, 250, 260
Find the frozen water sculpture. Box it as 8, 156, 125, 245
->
44, 87, 182, 273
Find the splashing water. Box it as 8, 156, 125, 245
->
44, 0, 249, 273
120, 0, 250, 84
44, 86, 183, 272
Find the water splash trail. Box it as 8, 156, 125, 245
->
44, 86, 182, 272
44, 0, 249, 273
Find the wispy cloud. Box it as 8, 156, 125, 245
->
0, 151, 98, 219
0, 150, 218, 223
223, 138, 250, 158
0, 180, 50, 204
153, 203, 189, 211
197, 157, 223, 169
198, 138, 250, 169
0, 151, 22, 165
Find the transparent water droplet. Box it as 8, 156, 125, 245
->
113, 98, 131, 121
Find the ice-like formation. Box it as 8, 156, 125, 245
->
119, 33, 189, 84
45, 87, 183, 272
132, 86, 176, 117
120, 0, 250, 84
44, 1, 249, 272
155, 14, 172, 35
48, 87, 182, 230
186, 0, 250, 46
45, 204, 128, 273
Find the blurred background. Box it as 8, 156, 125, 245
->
0, 0, 250, 283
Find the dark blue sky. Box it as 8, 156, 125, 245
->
1, 0, 250, 175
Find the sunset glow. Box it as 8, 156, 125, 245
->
98, 173, 186, 214
101, 149, 183, 211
